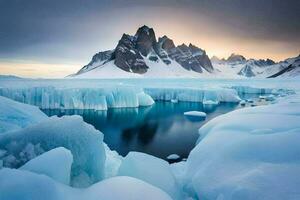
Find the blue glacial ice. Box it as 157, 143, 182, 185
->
0, 96, 47, 133
0, 115, 106, 187
20, 147, 73, 185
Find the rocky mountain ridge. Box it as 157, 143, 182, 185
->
76, 25, 213, 76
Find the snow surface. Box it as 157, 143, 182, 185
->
181, 98, 300, 200
117, 152, 182, 200
0, 169, 172, 200
71, 57, 214, 78
20, 147, 73, 185
0, 96, 47, 133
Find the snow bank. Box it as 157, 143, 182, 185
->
0, 96, 47, 133
0, 116, 106, 187
0, 86, 154, 110
0, 168, 172, 200
117, 152, 182, 200
183, 102, 300, 200
20, 147, 73, 185
145, 87, 241, 104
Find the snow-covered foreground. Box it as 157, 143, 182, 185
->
0, 79, 300, 200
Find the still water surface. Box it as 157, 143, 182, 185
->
43, 101, 243, 162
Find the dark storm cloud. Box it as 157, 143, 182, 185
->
0, 0, 299, 63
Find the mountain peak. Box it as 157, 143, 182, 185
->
75, 25, 215, 77
134, 25, 156, 56
227, 53, 246, 63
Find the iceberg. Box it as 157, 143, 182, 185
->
182, 100, 300, 200
0, 168, 172, 200
184, 111, 207, 118
20, 147, 73, 185
117, 152, 182, 200
0, 96, 47, 133
0, 116, 106, 187
166, 154, 180, 160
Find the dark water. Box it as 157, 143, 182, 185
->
42, 101, 242, 162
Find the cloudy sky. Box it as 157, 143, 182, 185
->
0, 0, 299, 78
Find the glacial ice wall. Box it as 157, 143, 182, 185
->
0, 87, 154, 110
145, 87, 241, 104
0, 85, 242, 110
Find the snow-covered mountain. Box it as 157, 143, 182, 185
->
70, 25, 299, 79
212, 53, 300, 78
70, 25, 215, 78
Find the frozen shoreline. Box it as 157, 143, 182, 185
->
0, 78, 300, 200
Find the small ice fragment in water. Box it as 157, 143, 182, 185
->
184, 111, 207, 118
240, 100, 246, 106
170, 99, 178, 103
166, 154, 180, 160
259, 95, 266, 99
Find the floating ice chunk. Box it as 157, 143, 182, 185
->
240, 100, 246, 106
117, 152, 182, 200
0, 116, 105, 187
0, 96, 47, 133
166, 154, 180, 160
184, 101, 300, 200
20, 147, 73, 185
0, 168, 172, 200
259, 95, 266, 99
171, 99, 178, 103
184, 111, 207, 118
203, 100, 218, 105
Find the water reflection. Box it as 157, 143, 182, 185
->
43, 101, 239, 162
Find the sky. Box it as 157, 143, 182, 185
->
0, 0, 299, 78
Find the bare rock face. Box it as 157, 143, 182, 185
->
114, 34, 148, 74
77, 50, 113, 74
157, 40, 213, 73
135, 25, 157, 57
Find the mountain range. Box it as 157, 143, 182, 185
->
70, 25, 300, 78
